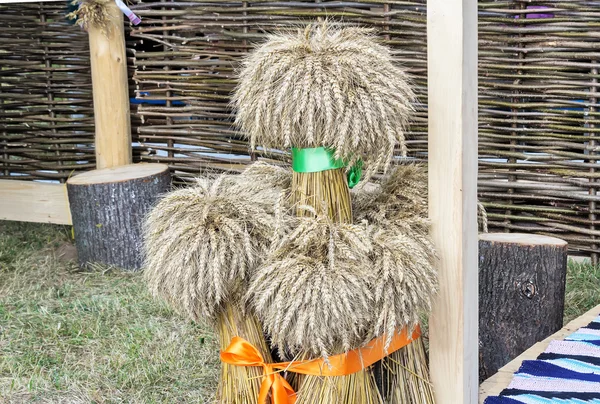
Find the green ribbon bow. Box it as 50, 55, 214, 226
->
291, 147, 362, 188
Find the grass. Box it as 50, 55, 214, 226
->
0, 221, 219, 403
0, 221, 599, 403
564, 260, 600, 323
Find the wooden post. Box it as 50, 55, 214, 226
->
88, 2, 132, 169
427, 0, 478, 403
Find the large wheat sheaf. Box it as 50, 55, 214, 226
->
233, 23, 415, 175
245, 165, 438, 360
354, 165, 437, 347
247, 213, 376, 360
143, 166, 288, 321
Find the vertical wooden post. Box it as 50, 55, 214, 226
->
88, 2, 132, 169
427, 0, 478, 403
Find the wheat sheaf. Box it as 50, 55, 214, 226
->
233, 22, 416, 177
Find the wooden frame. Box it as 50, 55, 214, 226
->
427, 0, 479, 402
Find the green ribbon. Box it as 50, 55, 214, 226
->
347, 160, 363, 189
291, 147, 362, 188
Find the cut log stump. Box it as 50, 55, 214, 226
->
67, 163, 171, 271
479, 233, 568, 382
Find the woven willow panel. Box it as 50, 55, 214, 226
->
0, 4, 95, 181
0, 3, 142, 182
129, 0, 429, 178
130, 0, 600, 256
478, 2, 600, 256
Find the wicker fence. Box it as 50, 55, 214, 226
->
2, 1, 600, 257
0, 3, 142, 182
0, 3, 96, 181
129, 0, 600, 257
478, 2, 600, 258
129, 0, 429, 179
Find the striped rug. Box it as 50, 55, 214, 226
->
484, 315, 600, 404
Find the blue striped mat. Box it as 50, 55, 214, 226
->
485, 315, 600, 404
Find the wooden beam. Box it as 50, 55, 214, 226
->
0, 180, 72, 225
88, 2, 132, 169
427, 0, 479, 403
479, 304, 600, 402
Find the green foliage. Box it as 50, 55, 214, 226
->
565, 259, 600, 323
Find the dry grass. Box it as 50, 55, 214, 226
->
67, 0, 112, 31
0, 222, 599, 403
233, 22, 415, 178
0, 221, 219, 403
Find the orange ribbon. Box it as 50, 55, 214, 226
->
220, 325, 421, 404
220, 337, 297, 404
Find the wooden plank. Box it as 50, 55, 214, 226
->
0, 180, 72, 225
88, 2, 132, 169
479, 304, 600, 403
427, 0, 479, 403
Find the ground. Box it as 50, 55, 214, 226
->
0, 221, 599, 403
0, 222, 219, 403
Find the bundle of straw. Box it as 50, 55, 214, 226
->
353, 165, 437, 403
232, 22, 415, 179
246, 212, 386, 404
67, 0, 112, 31
248, 213, 376, 361
234, 22, 434, 404
144, 165, 290, 404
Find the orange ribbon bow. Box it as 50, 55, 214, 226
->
220, 337, 297, 404
220, 325, 421, 404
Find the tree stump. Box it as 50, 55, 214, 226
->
479, 233, 568, 381
67, 163, 171, 271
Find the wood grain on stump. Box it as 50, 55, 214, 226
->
479, 233, 568, 382
67, 163, 171, 271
